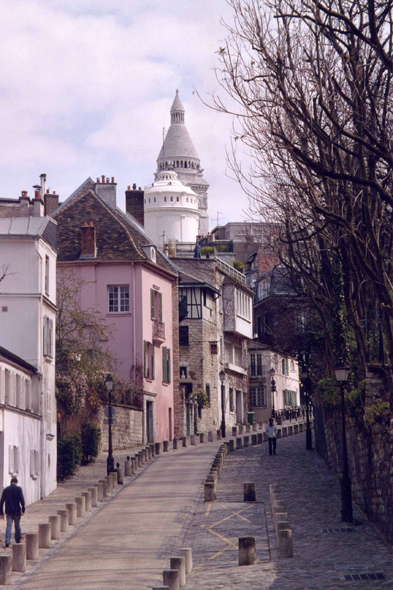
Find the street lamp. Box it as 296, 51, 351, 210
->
270, 368, 276, 418
301, 366, 313, 450
334, 358, 352, 523
105, 373, 114, 476
219, 369, 226, 438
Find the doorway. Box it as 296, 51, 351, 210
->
181, 383, 193, 436
168, 407, 173, 441
236, 390, 243, 424
146, 401, 154, 443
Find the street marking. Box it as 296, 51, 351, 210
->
218, 503, 252, 523
205, 502, 213, 516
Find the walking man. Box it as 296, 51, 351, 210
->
265, 417, 277, 455
0, 477, 25, 547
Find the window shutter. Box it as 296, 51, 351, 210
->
159, 292, 163, 322
151, 344, 155, 380
30, 450, 35, 477
9, 445, 14, 474
46, 391, 52, 433
49, 318, 53, 358
35, 451, 39, 476
144, 341, 148, 378
167, 348, 171, 384
43, 317, 47, 356
10, 373, 16, 406
0, 368, 4, 404
162, 347, 167, 382
14, 447, 20, 474
19, 377, 26, 410
150, 289, 155, 320
25, 379, 31, 411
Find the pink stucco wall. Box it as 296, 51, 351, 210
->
60, 261, 174, 443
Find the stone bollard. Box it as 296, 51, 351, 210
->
276, 520, 290, 536
246, 424, 251, 433
282, 426, 288, 437
229, 439, 235, 452
204, 482, 216, 502
251, 434, 257, 445
111, 471, 118, 488
277, 429, 282, 439
146, 446, 151, 461
252, 422, 257, 432
39, 523, 51, 548
239, 536, 256, 566
263, 432, 268, 442
105, 476, 112, 495
12, 543, 26, 572
216, 429, 222, 440
96, 482, 104, 502
149, 443, 155, 458
178, 548, 193, 574
26, 533, 39, 560
155, 442, 162, 455
163, 569, 180, 590
0, 556, 12, 585
124, 459, 132, 476
206, 473, 217, 484
208, 431, 214, 442
287, 425, 294, 436
278, 529, 293, 558
243, 435, 249, 447
82, 491, 92, 512
58, 510, 69, 533
190, 435, 196, 446
116, 468, 124, 484
108, 474, 115, 492
236, 437, 243, 450
88, 487, 98, 507
182, 437, 187, 448
274, 512, 288, 525
163, 440, 169, 452
66, 502, 77, 525
232, 426, 237, 437
140, 450, 146, 465
152, 587, 170, 590
257, 433, 263, 444
244, 482, 256, 502
100, 478, 108, 497
136, 452, 141, 467
49, 515, 61, 540
173, 438, 178, 450
238, 424, 244, 434
131, 457, 137, 474
170, 556, 186, 588
199, 433, 205, 444
273, 502, 285, 516
299, 422, 304, 432
294, 424, 299, 434
75, 496, 86, 518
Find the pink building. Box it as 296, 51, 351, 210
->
53, 178, 178, 444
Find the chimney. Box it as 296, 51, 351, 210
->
80, 221, 96, 258
40, 173, 47, 196
19, 190, 30, 216
95, 175, 117, 208
32, 185, 44, 217
125, 184, 144, 226
44, 190, 60, 217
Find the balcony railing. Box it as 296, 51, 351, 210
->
216, 257, 246, 284
153, 320, 165, 342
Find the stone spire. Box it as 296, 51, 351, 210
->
170, 89, 185, 125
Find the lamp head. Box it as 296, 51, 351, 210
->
334, 358, 349, 382
270, 367, 275, 378
105, 373, 114, 392
219, 370, 225, 383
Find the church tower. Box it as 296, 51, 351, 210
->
156, 91, 209, 236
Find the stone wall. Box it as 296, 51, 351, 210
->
98, 404, 143, 452
315, 402, 393, 543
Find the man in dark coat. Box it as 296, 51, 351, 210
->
0, 477, 25, 547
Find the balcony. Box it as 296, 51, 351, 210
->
153, 320, 165, 343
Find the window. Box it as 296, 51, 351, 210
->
206, 384, 211, 405
290, 360, 295, 372
180, 366, 187, 378
30, 450, 39, 478
43, 316, 54, 357
25, 379, 31, 411
16, 375, 25, 410
250, 386, 266, 407
150, 289, 163, 321
6, 370, 16, 406
144, 341, 155, 380
9, 445, 20, 475
236, 290, 251, 321
250, 353, 262, 376
229, 388, 235, 412
162, 347, 171, 383
108, 285, 130, 313
282, 358, 289, 375
45, 255, 49, 296
179, 287, 202, 319
179, 326, 189, 346
46, 390, 52, 433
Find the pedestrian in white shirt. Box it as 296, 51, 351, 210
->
265, 418, 277, 455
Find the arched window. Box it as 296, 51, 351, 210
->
176, 161, 179, 168
181, 161, 183, 168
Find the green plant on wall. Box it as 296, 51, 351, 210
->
196, 388, 210, 408
233, 259, 244, 271
201, 246, 214, 258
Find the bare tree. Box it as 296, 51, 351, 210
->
206, 0, 393, 378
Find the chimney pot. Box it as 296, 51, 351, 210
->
97, 178, 100, 183
111, 177, 114, 183
106, 178, 109, 183
88, 221, 94, 226
34, 190, 41, 199
21, 190, 28, 197
132, 183, 136, 190
138, 187, 141, 190
101, 175, 105, 182
53, 191, 56, 194
127, 185, 131, 190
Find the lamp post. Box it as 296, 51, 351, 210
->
219, 369, 226, 438
334, 358, 353, 523
270, 368, 276, 418
105, 373, 114, 476
301, 366, 313, 450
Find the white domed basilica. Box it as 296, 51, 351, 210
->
143, 91, 209, 246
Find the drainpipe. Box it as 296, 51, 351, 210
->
40, 380, 45, 499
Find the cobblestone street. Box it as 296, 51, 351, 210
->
182, 432, 393, 590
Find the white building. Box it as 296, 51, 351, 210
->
144, 90, 209, 245
0, 215, 57, 502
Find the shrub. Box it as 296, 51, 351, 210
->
233, 259, 244, 271
365, 401, 391, 426
57, 433, 82, 481
201, 246, 214, 257
81, 420, 101, 464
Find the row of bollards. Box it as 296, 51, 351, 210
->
204, 442, 229, 502
270, 484, 293, 558
0, 445, 157, 586
153, 547, 193, 590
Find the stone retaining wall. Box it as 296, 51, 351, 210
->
315, 402, 393, 543
98, 405, 143, 452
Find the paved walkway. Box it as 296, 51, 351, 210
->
182, 432, 393, 590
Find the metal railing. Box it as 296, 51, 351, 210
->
216, 257, 246, 284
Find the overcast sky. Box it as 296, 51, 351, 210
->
0, 0, 252, 228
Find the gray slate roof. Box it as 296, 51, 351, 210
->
0, 216, 56, 238
158, 124, 200, 161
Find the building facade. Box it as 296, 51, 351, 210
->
0, 215, 58, 502
53, 179, 178, 444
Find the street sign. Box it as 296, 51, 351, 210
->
104, 406, 116, 418
103, 418, 117, 425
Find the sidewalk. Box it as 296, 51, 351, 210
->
182, 432, 393, 590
